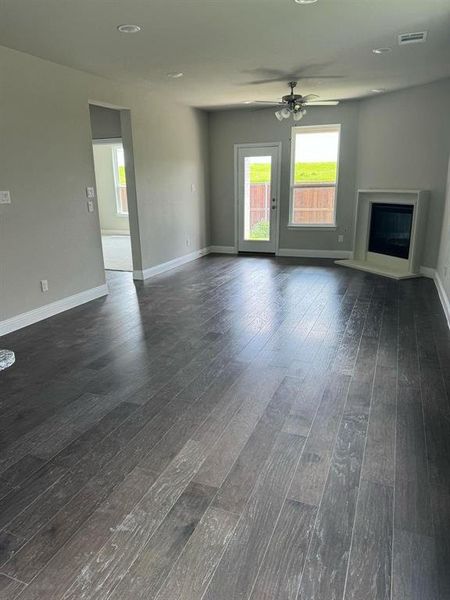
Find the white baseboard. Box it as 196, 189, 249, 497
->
419, 267, 450, 329
209, 246, 237, 254
133, 247, 210, 281
0, 284, 108, 337
3, 256, 447, 337
419, 266, 435, 279
277, 248, 353, 259
434, 270, 450, 329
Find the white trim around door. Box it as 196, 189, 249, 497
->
234, 143, 281, 254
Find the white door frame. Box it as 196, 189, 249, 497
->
234, 142, 282, 254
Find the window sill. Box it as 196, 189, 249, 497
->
288, 224, 337, 230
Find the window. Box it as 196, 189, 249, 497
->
112, 145, 128, 216
289, 124, 340, 227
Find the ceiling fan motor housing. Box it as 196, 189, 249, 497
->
274, 81, 322, 121
282, 93, 305, 113
282, 82, 306, 112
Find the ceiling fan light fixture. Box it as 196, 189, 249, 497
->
272, 82, 329, 124
294, 0, 318, 4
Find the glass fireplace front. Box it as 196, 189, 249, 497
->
368, 203, 413, 260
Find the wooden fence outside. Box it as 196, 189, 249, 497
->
249, 183, 335, 229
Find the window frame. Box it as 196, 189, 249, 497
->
111, 144, 128, 217
288, 124, 341, 229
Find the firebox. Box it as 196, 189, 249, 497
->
368, 203, 414, 260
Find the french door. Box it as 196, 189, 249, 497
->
236, 144, 281, 253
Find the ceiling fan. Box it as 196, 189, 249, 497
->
250, 81, 339, 121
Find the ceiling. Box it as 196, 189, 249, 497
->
0, 0, 449, 109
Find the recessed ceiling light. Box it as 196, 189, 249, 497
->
167, 72, 184, 79
117, 24, 141, 33
371, 88, 386, 93
372, 47, 392, 55
294, 0, 318, 3
242, 101, 253, 104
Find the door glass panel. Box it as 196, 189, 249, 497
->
244, 156, 271, 241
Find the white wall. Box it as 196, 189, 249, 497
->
0, 45, 209, 322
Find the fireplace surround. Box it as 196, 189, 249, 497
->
336, 189, 429, 279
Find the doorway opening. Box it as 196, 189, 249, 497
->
89, 104, 141, 275
92, 140, 132, 271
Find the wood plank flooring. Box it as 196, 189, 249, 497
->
0, 254, 449, 599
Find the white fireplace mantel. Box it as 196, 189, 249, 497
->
336, 189, 429, 279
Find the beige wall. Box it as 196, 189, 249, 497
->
0, 45, 209, 321
92, 144, 130, 234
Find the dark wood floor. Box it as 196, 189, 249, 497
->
0, 255, 449, 600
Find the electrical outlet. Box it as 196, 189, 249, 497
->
338, 234, 344, 243
185, 238, 191, 247
191, 183, 196, 193
87, 200, 95, 213
40, 279, 49, 293
86, 187, 95, 199
0, 191, 11, 204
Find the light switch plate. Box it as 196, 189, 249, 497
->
0, 191, 11, 204
86, 187, 95, 199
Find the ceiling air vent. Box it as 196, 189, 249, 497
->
398, 31, 427, 45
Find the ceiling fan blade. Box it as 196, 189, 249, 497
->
250, 101, 283, 105
301, 94, 319, 102
304, 100, 340, 106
